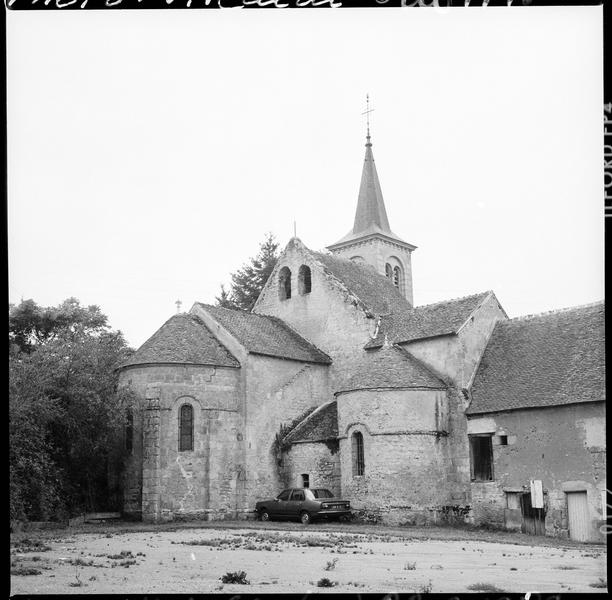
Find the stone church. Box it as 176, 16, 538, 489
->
118, 129, 606, 542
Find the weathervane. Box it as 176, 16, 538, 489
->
362, 93, 375, 140
175, 299, 182, 314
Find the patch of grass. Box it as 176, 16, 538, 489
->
68, 558, 94, 566
220, 570, 250, 584
404, 561, 417, 570
589, 578, 607, 589
555, 565, 578, 570
467, 582, 505, 593
418, 580, 432, 593
11, 566, 42, 576
13, 538, 52, 553
107, 550, 135, 559
316, 577, 336, 588
324, 558, 338, 571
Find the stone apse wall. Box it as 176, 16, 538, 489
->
467, 402, 606, 541
118, 363, 243, 522
336, 388, 471, 525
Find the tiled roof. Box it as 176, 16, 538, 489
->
197, 304, 332, 365
337, 344, 446, 393
313, 252, 412, 316
284, 401, 338, 444
120, 313, 240, 369
366, 291, 493, 348
468, 302, 605, 415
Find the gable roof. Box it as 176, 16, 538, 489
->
336, 344, 446, 393
312, 251, 412, 317
365, 291, 494, 348
284, 401, 338, 444
197, 304, 331, 365
467, 302, 605, 415
120, 313, 240, 369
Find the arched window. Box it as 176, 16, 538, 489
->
298, 265, 312, 295
278, 267, 292, 301
385, 263, 393, 279
393, 266, 402, 289
125, 408, 133, 453
179, 404, 194, 452
352, 431, 365, 477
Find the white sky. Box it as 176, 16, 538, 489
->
8, 6, 604, 349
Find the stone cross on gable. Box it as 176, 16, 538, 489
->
175, 299, 182, 314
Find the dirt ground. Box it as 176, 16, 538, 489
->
10, 520, 607, 595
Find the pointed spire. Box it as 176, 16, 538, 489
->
353, 128, 392, 235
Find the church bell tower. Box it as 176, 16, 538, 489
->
327, 99, 416, 305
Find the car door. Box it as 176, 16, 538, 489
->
273, 489, 292, 518
288, 489, 305, 519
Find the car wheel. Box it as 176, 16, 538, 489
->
300, 511, 311, 525
259, 509, 270, 522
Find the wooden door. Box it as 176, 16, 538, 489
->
520, 493, 545, 536
567, 491, 590, 542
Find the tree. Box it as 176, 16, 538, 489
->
215, 233, 280, 311
9, 298, 135, 521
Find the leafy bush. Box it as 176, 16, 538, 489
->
220, 571, 250, 585
317, 578, 336, 588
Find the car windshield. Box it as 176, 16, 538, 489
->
311, 488, 334, 499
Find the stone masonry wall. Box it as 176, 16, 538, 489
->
280, 442, 341, 496
467, 402, 606, 541
337, 388, 453, 525
118, 363, 243, 522
253, 240, 377, 392
402, 294, 506, 389
244, 354, 331, 511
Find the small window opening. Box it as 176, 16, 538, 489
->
125, 408, 133, 453
179, 404, 194, 452
499, 435, 508, 446
469, 434, 493, 481
278, 267, 292, 300
298, 265, 312, 295
352, 431, 365, 477
301, 474, 310, 488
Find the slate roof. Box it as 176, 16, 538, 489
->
120, 313, 240, 369
337, 344, 446, 393
467, 302, 605, 415
197, 304, 332, 365
313, 252, 412, 317
366, 291, 493, 348
284, 401, 338, 444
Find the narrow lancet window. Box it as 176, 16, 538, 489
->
352, 431, 365, 476
179, 404, 194, 452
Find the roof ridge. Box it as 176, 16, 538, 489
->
413, 290, 492, 310
508, 300, 604, 323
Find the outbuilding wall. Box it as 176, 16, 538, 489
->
467, 402, 606, 541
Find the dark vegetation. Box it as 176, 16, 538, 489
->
220, 571, 250, 585
215, 233, 279, 311
9, 298, 136, 522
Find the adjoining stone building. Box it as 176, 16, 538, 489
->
117, 127, 605, 540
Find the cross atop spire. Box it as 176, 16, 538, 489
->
362, 93, 375, 145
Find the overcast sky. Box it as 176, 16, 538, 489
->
8, 5, 604, 349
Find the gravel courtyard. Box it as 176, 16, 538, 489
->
10, 521, 607, 595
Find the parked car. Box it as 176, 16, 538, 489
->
255, 488, 351, 525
